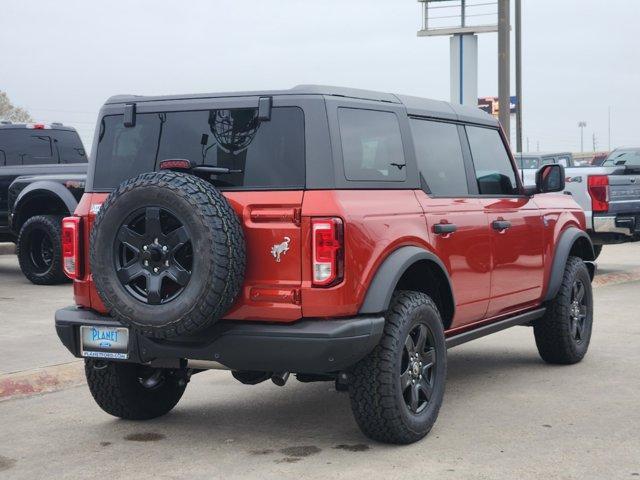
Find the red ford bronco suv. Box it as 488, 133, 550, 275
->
55, 85, 596, 444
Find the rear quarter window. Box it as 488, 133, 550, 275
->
92, 107, 305, 190
338, 108, 406, 182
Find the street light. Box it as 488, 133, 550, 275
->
578, 121, 587, 153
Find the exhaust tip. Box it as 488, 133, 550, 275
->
271, 372, 290, 387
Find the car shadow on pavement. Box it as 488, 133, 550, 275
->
85, 347, 551, 454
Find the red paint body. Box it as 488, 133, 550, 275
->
72, 187, 585, 335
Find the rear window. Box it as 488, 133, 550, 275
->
604, 149, 640, 167
93, 107, 305, 190
338, 108, 406, 182
0, 130, 56, 166
54, 130, 87, 163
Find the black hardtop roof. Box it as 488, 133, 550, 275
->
105, 84, 498, 127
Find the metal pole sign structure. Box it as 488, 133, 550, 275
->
418, 0, 499, 108
417, 1, 514, 144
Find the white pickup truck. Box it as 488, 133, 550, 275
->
518, 149, 640, 258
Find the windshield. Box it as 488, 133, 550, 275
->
603, 149, 640, 167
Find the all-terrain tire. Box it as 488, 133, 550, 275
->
90, 171, 245, 338
17, 214, 68, 285
85, 360, 186, 420
534, 256, 593, 364
349, 291, 447, 444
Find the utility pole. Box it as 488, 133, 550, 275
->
592, 133, 598, 153
515, 0, 523, 153
498, 0, 511, 143
578, 121, 587, 152
536, 140, 540, 152
526, 136, 530, 153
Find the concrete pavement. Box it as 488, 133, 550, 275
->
0, 243, 639, 479
0, 280, 638, 479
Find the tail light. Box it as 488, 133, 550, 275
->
61, 217, 82, 279
312, 218, 344, 287
588, 175, 609, 213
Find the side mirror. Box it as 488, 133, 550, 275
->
535, 164, 565, 194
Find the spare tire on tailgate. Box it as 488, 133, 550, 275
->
90, 171, 246, 339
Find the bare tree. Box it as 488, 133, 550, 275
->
0, 91, 33, 123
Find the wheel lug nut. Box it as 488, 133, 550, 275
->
165, 260, 169, 266
162, 246, 168, 252
153, 267, 159, 273
143, 245, 148, 251
144, 260, 149, 266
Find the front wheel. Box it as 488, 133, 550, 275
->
534, 256, 593, 364
349, 291, 447, 444
85, 360, 187, 420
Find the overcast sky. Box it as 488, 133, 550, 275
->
2, 0, 638, 153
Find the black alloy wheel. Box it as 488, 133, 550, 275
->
17, 214, 68, 285
29, 228, 54, 273
114, 206, 193, 305
569, 279, 588, 344
401, 323, 438, 414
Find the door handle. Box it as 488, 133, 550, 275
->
492, 220, 512, 231
433, 223, 458, 235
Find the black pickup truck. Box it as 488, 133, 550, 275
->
0, 122, 87, 284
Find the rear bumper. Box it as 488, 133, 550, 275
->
55, 306, 385, 374
592, 214, 640, 241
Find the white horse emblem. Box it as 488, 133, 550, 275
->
271, 237, 291, 263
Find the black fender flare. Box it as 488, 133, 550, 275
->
11, 180, 77, 230
358, 246, 455, 315
544, 227, 595, 302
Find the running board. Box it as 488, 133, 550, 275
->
445, 307, 546, 349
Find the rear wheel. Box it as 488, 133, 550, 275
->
534, 256, 593, 364
17, 215, 68, 285
85, 360, 187, 420
349, 291, 447, 444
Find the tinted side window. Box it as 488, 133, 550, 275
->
466, 126, 518, 195
410, 119, 468, 196
338, 108, 406, 182
54, 130, 87, 164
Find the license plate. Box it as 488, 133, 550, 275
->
80, 326, 129, 360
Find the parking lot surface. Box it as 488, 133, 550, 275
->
0, 244, 639, 479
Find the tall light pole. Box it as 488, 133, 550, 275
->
578, 121, 587, 152
498, 0, 511, 143
515, 0, 523, 152
608, 107, 611, 151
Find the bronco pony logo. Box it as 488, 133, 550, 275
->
271, 237, 291, 263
